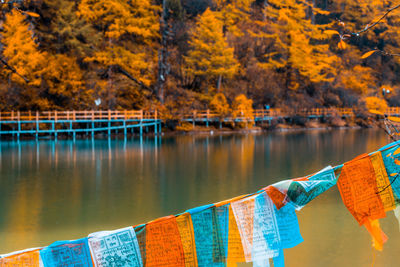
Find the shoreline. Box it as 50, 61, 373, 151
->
0, 123, 381, 141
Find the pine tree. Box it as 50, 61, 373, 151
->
258, 0, 340, 89
39, 0, 100, 58
1, 9, 46, 86
78, 0, 160, 108
185, 8, 239, 92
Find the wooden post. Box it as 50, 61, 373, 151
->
28, 110, 31, 121
193, 110, 196, 129
54, 110, 57, 122
206, 109, 209, 128
11, 110, 14, 121
36, 111, 39, 139
108, 110, 111, 137
73, 110, 76, 121
53, 121, 57, 140
124, 110, 127, 136
140, 110, 143, 136
17, 111, 20, 139
91, 110, 95, 138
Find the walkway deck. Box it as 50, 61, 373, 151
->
0, 107, 397, 139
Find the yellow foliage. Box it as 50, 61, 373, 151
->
1, 9, 46, 86
44, 54, 93, 108
214, 0, 252, 37
259, 0, 340, 85
85, 45, 152, 86
78, 0, 159, 41
231, 94, 254, 120
176, 122, 194, 132
185, 9, 239, 84
339, 65, 377, 95
210, 93, 230, 118
365, 96, 388, 114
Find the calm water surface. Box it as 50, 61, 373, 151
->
0, 129, 399, 266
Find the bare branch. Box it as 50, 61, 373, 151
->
111, 64, 152, 91
0, 57, 29, 83
354, 3, 400, 35
375, 49, 400, 57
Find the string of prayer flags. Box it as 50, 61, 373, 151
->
145, 215, 185, 266
286, 166, 337, 210
0, 248, 41, 267
134, 224, 147, 265
274, 203, 303, 250
379, 141, 400, 204
264, 166, 337, 211
88, 227, 142, 267
337, 154, 386, 225
227, 205, 246, 266
231, 192, 281, 266
6, 141, 400, 266
40, 238, 92, 267
336, 153, 389, 251
176, 214, 198, 267
370, 151, 396, 212
187, 205, 228, 266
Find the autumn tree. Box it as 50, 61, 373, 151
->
210, 92, 229, 127
185, 8, 239, 93
0, 9, 50, 109
78, 0, 160, 109
39, 0, 101, 58
258, 0, 340, 93
231, 94, 254, 127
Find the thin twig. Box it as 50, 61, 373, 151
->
0, 57, 29, 83
354, 3, 400, 35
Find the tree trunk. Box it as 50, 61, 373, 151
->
217, 75, 222, 92
157, 0, 169, 104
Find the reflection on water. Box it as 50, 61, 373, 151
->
0, 129, 398, 266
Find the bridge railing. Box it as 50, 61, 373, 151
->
0, 107, 396, 122
0, 110, 160, 121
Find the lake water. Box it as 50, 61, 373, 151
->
0, 129, 399, 266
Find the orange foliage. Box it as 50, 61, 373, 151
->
365, 96, 388, 113
185, 9, 239, 90
231, 94, 254, 127
210, 93, 230, 118
1, 9, 46, 86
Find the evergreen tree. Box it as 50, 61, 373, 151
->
1, 9, 45, 86
185, 8, 239, 92
78, 0, 160, 108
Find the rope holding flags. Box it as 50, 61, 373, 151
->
2, 140, 400, 266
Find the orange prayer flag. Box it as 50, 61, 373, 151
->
370, 152, 396, 212
145, 215, 185, 267
227, 205, 246, 266
337, 154, 385, 225
0, 248, 41, 266
364, 219, 388, 251
176, 214, 198, 267
264, 185, 287, 210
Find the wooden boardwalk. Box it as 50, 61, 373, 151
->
0, 110, 161, 139
0, 107, 397, 139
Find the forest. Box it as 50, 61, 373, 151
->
0, 0, 399, 115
